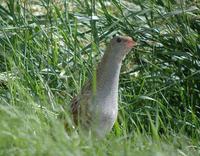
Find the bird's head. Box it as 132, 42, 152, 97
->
108, 35, 136, 61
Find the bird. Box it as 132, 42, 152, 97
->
71, 35, 136, 138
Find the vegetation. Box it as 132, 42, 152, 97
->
0, 0, 199, 155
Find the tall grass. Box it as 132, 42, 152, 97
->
0, 0, 199, 155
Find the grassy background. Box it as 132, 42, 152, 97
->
0, 0, 200, 155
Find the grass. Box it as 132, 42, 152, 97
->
0, 0, 200, 155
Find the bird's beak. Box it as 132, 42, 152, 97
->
126, 37, 137, 48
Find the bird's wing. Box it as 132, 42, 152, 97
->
71, 81, 92, 126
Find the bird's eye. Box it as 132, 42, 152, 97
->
116, 38, 121, 43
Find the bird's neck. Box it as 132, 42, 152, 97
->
95, 48, 123, 100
